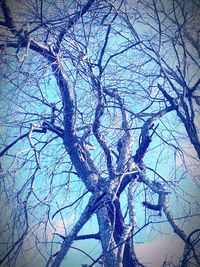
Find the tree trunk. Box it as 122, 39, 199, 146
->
96, 199, 137, 267
96, 207, 118, 266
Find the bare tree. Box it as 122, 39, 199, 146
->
0, 0, 199, 266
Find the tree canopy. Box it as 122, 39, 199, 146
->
0, 0, 200, 266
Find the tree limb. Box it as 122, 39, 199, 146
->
54, 0, 96, 53
51, 191, 108, 267
0, 127, 47, 157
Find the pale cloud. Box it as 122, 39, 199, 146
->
176, 143, 200, 178
135, 236, 184, 266
45, 213, 76, 242
14, 214, 76, 266
54, 213, 75, 235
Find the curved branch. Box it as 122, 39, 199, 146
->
92, 80, 115, 179
1, 0, 54, 60
1, 0, 15, 33
162, 193, 187, 242
181, 229, 200, 267
52, 191, 89, 219
158, 84, 200, 158
1, 1, 100, 192
134, 105, 175, 164
54, 0, 96, 53
103, 88, 133, 174
0, 127, 47, 157
52, 62, 98, 191
51, 191, 108, 267
54, 232, 100, 241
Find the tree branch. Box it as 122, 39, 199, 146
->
54, 232, 100, 241
0, 127, 47, 157
51, 61, 99, 191
54, 0, 96, 53
134, 105, 175, 165
1, 0, 54, 60
92, 80, 115, 179
52, 191, 89, 220
51, 191, 108, 267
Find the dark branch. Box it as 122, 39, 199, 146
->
54, 232, 100, 241
54, 0, 96, 53
52, 191, 89, 220
0, 127, 47, 157
134, 105, 175, 164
